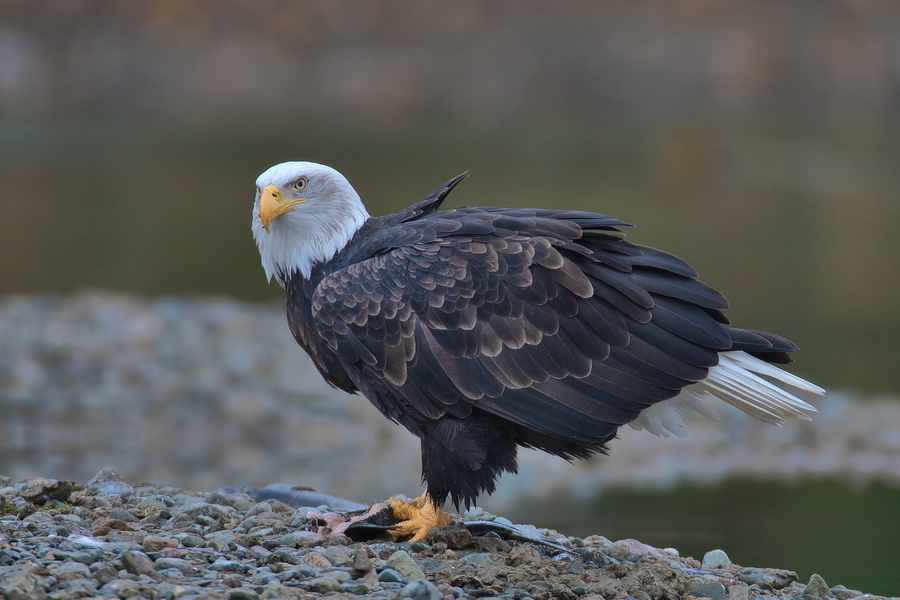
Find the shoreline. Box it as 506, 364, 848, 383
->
2, 471, 894, 600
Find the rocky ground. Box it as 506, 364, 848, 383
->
1, 470, 890, 600
2, 292, 899, 512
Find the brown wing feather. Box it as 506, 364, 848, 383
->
311, 207, 737, 444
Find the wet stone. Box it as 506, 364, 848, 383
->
142, 535, 179, 553
15, 477, 75, 505
302, 550, 333, 569
804, 574, 829, 598
607, 539, 653, 562
228, 588, 261, 600
154, 557, 197, 576
685, 578, 728, 600
737, 567, 798, 590
379, 567, 407, 583
389, 550, 426, 580
121, 550, 156, 576
830, 585, 863, 600
702, 549, 731, 570
305, 576, 343, 593
342, 581, 371, 595
398, 578, 443, 600
177, 533, 207, 548
266, 548, 301, 565
210, 557, 251, 573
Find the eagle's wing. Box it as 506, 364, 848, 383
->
310, 208, 777, 446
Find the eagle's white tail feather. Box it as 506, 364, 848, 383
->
628, 351, 823, 437
723, 350, 826, 395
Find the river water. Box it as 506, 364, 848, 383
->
1, 120, 898, 595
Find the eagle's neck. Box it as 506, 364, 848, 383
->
254, 194, 370, 286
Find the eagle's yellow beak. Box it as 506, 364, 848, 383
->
259, 184, 306, 231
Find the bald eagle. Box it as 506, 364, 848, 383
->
252, 161, 823, 540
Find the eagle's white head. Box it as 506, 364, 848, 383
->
252, 161, 371, 285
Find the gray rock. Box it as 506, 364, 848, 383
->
210, 558, 251, 573
176, 501, 227, 522
728, 585, 750, 600
607, 539, 653, 562
277, 566, 315, 582
737, 567, 798, 590
264, 530, 325, 549
51, 547, 105, 565
89, 562, 119, 585
109, 507, 138, 522
154, 557, 197, 576
0, 563, 49, 594
323, 569, 351, 583
204, 492, 236, 507
460, 552, 494, 566
379, 567, 407, 583
177, 533, 208, 548
86, 468, 135, 499
702, 549, 731, 570
64, 578, 99, 596
51, 561, 92, 580
246, 501, 274, 516
804, 574, 829, 599
352, 547, 372, 572
267, 549, 301, 566
342, 581, 371, 595
508, 544, 543, 568
305, 576, 343, 593
229, 588, 261, 600
141, 535, 179, 553
15, 477, 75, 505
156, 567, 185, 579
685, 578, 727, 600
121, 550, 157, 576
398, 579, 443, 600
830, 585, 863, 600
389, 550, 426, 580
99, 578, 154, 598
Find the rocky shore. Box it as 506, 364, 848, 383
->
1, 470, 890, 600
2, 292, 899, 511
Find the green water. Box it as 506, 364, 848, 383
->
2, 120, 899, 595
2, 118, 899, 393
506, 479, 900, 597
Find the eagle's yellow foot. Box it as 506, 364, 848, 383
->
387, 492, 453, 541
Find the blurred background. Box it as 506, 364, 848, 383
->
1, 0, 899, 593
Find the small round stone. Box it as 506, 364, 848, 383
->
702, 549, 731, 569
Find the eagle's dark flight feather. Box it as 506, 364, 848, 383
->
254, 163, 820, 513
280, 174, 802, 508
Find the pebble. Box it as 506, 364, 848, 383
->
0, 470, 880, 600
802, 573, 829, 598
398, 578, 443, 600
830, 585, 864, 600
389, 549, 426, 580
306, 576, 343, 593
378, 567, 407, 583
606, 538, 654, 562
702, 549, 731, 569
121, 550, 156, 576
142, 535, 179, 552
685, 578, 728, 600
737, 567, 798, 590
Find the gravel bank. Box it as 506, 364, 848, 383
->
1, 292, 899, 511
2, 470, 891, 600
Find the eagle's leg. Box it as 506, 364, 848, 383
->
387, 492, 453, 541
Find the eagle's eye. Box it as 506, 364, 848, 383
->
293, 177, 308, 192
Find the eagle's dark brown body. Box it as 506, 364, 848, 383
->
277, 173, 799, 509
